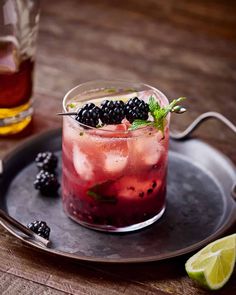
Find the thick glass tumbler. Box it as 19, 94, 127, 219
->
0, 0, 40, 135
62, 80, 170, 232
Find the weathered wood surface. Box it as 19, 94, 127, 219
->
0, 0, 236, 294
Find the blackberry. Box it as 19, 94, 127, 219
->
34, 170, 60, 195
75, 103, 100, 127
100, 100, 125, 124
125, 97, 149, 123
35, 152, 58, 172
27, 220, 50, 239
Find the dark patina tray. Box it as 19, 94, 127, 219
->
0, 113, 235, 263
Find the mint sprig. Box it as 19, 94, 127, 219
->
130, 96, 186, 136
131, 119, 153, 130
149, 95, 160, 113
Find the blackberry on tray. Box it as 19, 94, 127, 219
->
34, 170, 60, 195
27, 220, 50, 239
35, 152, 58, 172
100, 100, 125, 124
125, 97, 149, 123
75, 103, 100, 127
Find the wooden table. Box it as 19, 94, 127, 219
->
0, 0, 235, 294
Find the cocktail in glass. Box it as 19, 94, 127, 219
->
62, 80, 170, 232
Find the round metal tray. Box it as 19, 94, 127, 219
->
0, 128, 235, 263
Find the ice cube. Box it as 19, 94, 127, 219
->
73, 146, 94, 181
143, 149, 162, 166
131, 134, 163, 166
0, 38, 20, 73
104, 152, 128, 174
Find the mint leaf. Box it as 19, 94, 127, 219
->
125, 88, 138, 92
152, 97, 186, 136
68, 103, 76, 108
87, 190, 99, 199
87, 183, 117, 204
149, 96, 160, 113
105, 88, 116, 93
130, 119, 153, 130
152, 108, 167, 137
153, 108, 166, 120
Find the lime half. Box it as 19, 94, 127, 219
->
185, 234, 236, 290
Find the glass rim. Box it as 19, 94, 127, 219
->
62, 79, 169, 134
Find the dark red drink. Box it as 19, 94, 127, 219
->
62, 81, 170, 232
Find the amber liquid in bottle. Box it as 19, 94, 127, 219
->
0, 41, 34, 135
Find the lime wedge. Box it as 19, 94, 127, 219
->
185, 234, 236, 290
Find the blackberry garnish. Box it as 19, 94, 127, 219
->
75, 103, 100, 127
100, 100, 125, 124
27, 220, 50, 239
125, 97, 149, 123
35, 152, 58, 172
34, 170, 60, 195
